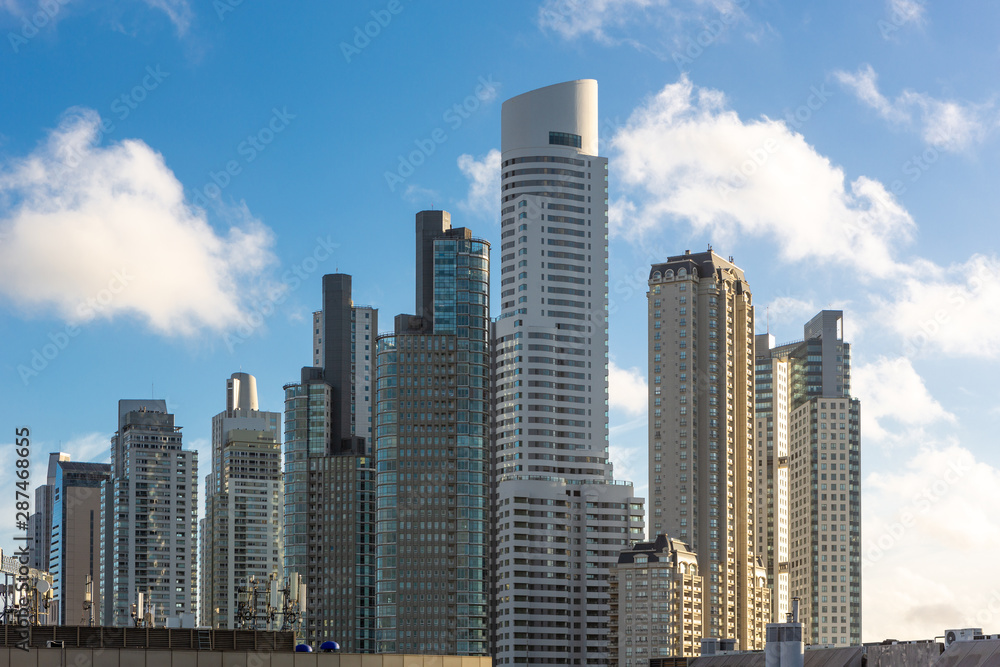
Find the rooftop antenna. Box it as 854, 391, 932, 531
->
766, 306, 770, 335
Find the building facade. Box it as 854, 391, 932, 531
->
753, 337, 790, 624
757, 311, 861, 646
49, 460, 110, 626
646, 251, 769, 650
102, 400, 198, 627
201, 372, 282, 629
283, 273, 377, 649
609, 534, 704, 667
375, 211, 490, 655
492, 80, 644, 666
27, 453, 71, 573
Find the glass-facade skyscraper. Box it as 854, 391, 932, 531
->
283, 274, 377, 649
375, 210, 490, 655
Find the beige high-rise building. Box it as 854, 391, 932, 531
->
646, 250, 769, 650
609, 534, 704, 666
757, 311, 861, 646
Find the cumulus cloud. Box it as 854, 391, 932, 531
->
874, 254, 1000, 359
864, 443, 1000, 640
0, 108, 280, 337
457, 149, 500, 221
834, 64, 996, 152
609, 76, 915, 278
609, 359, 648, 416
852, 356, 955, 444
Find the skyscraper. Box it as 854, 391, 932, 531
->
756, 311, 861, 646
492, 80, 644, 666
753, 337, 790, 625
102, 400, 198, 626
646, 250, 769, 650
375, 210, 491, 655
27, 452, 70, 573
283, 273, 377, 649
201, 372, 282, 629
49, 459, 110, 625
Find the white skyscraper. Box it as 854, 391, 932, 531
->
493, 80, 644, 666
200, 372, 282, 629
102, 400, 198, 627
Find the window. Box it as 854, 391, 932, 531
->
549, 131, 582, 148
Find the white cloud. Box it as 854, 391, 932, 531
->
876, 254, 1000, 359
886, 0, 926, 29
141, 0, 192, 34
853, 356, 955, 444
609, 76, 915, 278
754, 296, 816, 334
864, 443, 1000, 640
0, 108, 280, 337
609, 359, 648, 416
537, 0, 748, 48
834, 64, 996, 152
456, 149, 500, 221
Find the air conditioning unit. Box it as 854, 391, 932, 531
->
945, 628, 982, 647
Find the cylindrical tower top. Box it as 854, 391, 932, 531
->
501, 79, 599, 156
229, 372, 259, 411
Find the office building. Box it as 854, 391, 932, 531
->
27, 453, 71, 572
101, 400, 198, 627
49, 460, 111, 626
375, 210, 491, 655
757, 311, 861, 646
201, 372, 282, 629
492, 80, 645, 666
283, 273, 377, 649
646, 250, 769, 650
608, 534, 704, 666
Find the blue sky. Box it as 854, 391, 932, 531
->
2, 0, 999, 642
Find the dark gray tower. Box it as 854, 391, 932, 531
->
322, 273, 358, 449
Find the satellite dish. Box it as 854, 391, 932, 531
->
36, 580, 50, 593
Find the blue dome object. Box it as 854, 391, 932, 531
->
295, 644, 313, 652
320, 641, 341, 652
